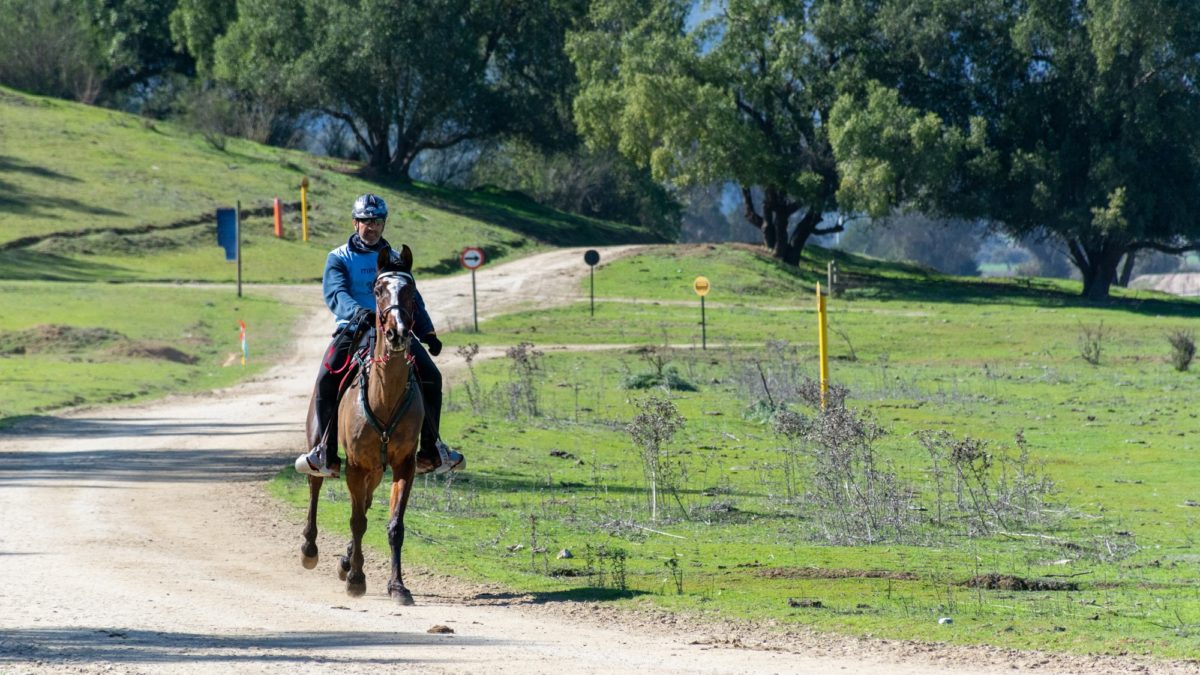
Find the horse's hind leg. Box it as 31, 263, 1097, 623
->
386, 472, 415, 605
300, 475, 323, 569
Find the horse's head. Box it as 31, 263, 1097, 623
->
373, 244, 416, 353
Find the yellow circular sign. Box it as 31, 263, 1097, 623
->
693, 276, 711, 297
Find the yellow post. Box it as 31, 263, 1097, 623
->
300, 176, 310, 242
817, 282, 829, 409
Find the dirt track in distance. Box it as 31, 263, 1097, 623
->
0, 245, 1192, 674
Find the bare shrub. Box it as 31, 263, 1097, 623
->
917, 430, 1057, 536
771, 409, 808, 502
1077, 321, 1107, 366
734, 340, 848, 413
505, 342, 543, 418
583, 544, 627, 590
1167, 329, 1196, 372
626, 392, 685, 521
797, 405, 916, 544
455, 342, 483, 413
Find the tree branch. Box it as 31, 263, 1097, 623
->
1129, 240, 1200, 255
741, 185, 764, 228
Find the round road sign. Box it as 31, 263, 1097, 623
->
461, 247, 485, 270
693, 276, 711, 297
584, 249, 600, 266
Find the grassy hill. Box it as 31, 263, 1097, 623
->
0, 86, 666, 284
0, 85, 664, 424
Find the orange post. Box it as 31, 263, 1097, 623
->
273, 198, 282, 238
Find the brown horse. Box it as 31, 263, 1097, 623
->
300, 244, 424, 604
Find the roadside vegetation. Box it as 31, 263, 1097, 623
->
274, 245, 1200, 658
0, 281, 295, 426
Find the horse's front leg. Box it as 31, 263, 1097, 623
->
387, 460, 416, 605
300, 475, 323, 569
344, 492, 369, 596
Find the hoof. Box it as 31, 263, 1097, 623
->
346, 582, 367, 597
389, 587, 415, 606
300, 542, 319, 569
338, 556, 350, 581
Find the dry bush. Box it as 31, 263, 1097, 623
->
626, 392, 685, 522
1077, 321, 1107, 366
1167, 329, 1196, 372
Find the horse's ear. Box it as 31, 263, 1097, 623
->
398, 244, 413, 273
377, 245, 392, 273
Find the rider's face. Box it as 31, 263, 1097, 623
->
355, 218, 386, 245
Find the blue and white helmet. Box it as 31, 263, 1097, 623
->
351, 193, 388, 220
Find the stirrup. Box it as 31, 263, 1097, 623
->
294, 450, 339, 478
416, 440, 465, 475
432, 440, 464, 474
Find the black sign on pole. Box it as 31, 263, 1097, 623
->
584, 249, 600, 317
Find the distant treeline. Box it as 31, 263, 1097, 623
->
2, 0, 1198, 299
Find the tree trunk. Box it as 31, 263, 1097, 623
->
741, 185, 802, 264
389, 136, 419, 182
1068, 237, 1125, 301
1117, 252, 1136, 287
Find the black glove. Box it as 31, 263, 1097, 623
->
424, 334, 442, 356
350, 307, 375, 329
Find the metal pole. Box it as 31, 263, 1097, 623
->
471, 269, 478, 332
590, 266, 595, 317
701, 295, 706, 350
235, 200, 242, 298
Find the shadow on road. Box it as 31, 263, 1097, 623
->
0, 416, 300, 483
0, 627, 493, 667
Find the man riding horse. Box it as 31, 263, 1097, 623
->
295, 193, 464, 478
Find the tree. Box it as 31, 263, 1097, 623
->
829, 0, 1200, 300
568, 0, 849, 265
0, 0, 105, 102
85, 0, 196, 99
212, 0, 582, 179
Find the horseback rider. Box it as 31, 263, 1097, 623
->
294, 193, 464, 478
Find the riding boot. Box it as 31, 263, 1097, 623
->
296, 328, 360, 477
411, 341, 464, 474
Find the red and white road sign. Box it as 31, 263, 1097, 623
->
460, 247, 485, 270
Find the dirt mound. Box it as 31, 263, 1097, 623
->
962, 573, 1078, 591
759, 567, 920, 581
0, 324, 124, 354
108, 342, 199, 364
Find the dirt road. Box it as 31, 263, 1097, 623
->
0, 246, 1186, 674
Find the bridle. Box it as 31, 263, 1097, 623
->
374, 271, 416, 354
359, 269, 419, 457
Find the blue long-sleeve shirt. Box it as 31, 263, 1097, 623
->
322, 235, 435, 339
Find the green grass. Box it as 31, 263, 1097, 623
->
0, 281, 298, 426
0, 86, 665, 283
274, 245, 1200, 659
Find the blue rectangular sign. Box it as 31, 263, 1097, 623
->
216, 208, 237, 261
